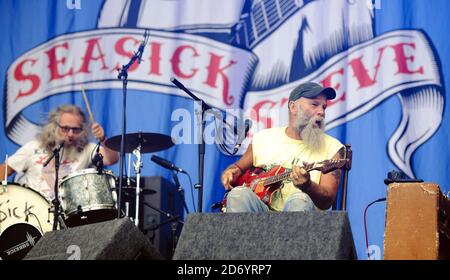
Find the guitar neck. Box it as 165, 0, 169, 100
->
263, 170, 292, 186
261, 164, 329, 187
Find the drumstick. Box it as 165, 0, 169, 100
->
2, 154, 8, 186
81, 88, 95, 124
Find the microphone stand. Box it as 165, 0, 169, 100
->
171, 78, 215, 213
116, 29, 149, 219
143, 201, 184, 258
172, 170, 189, 214
170, 78, 249, 212
43, 144, 66, 231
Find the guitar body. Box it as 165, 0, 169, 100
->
232, 165, 287, 205
220, 159, 347, 211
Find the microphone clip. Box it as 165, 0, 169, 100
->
136, 29, 149, 64
92, 143, 104, 174
43, 143, 64, 167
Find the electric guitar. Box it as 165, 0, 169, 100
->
223, 159, 348, 208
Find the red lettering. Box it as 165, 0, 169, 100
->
45, 42, 73, 81
171, 45, 199, 78
204, 53, 237, 106
77, 38, 109, 73
35, 156, 49, 165
149, 42, 162, 76
321, 68, 346, 106
349, 46, 387, 89
280, 97, 288, 107
114, 36, 140, 72
251, 99, 277, 129
13, 58, 41, 101
390, 42, 424, 75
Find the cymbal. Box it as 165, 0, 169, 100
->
105, 132, 174, 153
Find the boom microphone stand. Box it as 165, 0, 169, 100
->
116, 29, 149, 218
170, 78, 214, 213
170, 78, 251, 212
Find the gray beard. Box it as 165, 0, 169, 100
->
54, 135, 89, 154
293, 109, 325, 152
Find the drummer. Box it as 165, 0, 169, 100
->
0, 104, 119, 199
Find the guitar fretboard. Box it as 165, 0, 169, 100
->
262, 170, 292, 186
261, 160, 344, 187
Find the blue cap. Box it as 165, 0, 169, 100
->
289, 82, 336, 101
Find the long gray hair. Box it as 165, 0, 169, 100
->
37, 105, 90, 153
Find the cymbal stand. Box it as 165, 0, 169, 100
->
132, 143, 143, 227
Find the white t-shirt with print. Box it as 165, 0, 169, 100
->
8, 139, 97, 200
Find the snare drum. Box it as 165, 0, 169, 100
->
58, 168, 117, 227
0, 183, 52, 260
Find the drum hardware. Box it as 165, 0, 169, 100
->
105, 132, 175, 154
132, 141, 143, 227
2, 154, 8, 186
105, 132, 175, 223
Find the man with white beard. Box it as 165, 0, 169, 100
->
221, 82, 345, 212
0, 105, 119, 200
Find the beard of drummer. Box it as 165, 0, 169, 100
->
38, 105, 90, 153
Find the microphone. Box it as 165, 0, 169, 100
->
137, 29, 149, 64
151, 155, 186, 174
137, 41, 145, 64
92, 142, 104, 174
233, 119, 252, 154
43, 143, 64, 167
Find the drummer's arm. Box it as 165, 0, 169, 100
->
91, 123, 119, 166
0, 163, 16, 181
99, 144, 119, 166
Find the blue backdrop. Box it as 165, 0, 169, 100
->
1, 0, 449, 260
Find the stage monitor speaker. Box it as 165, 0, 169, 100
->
173, 211, 355, 260
24, 218, 164, 260
121, 176, 184, 259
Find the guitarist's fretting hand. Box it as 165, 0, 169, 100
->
290, 165, 312, 191
221, 164, 243, 191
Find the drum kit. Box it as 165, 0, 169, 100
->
0, 32, 241, 259
0, 131, 178, 260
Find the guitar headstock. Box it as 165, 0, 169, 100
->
304, 159, 348, 174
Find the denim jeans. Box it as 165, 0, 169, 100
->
225, 186, 315, 212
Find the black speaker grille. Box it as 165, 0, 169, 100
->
173, 211, 355, 260
24, 218, 164, 260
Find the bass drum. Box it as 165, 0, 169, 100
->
0, 183, 53, 260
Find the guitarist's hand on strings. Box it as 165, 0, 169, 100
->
221, 164, 243, 191
291, 164, 311, 192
